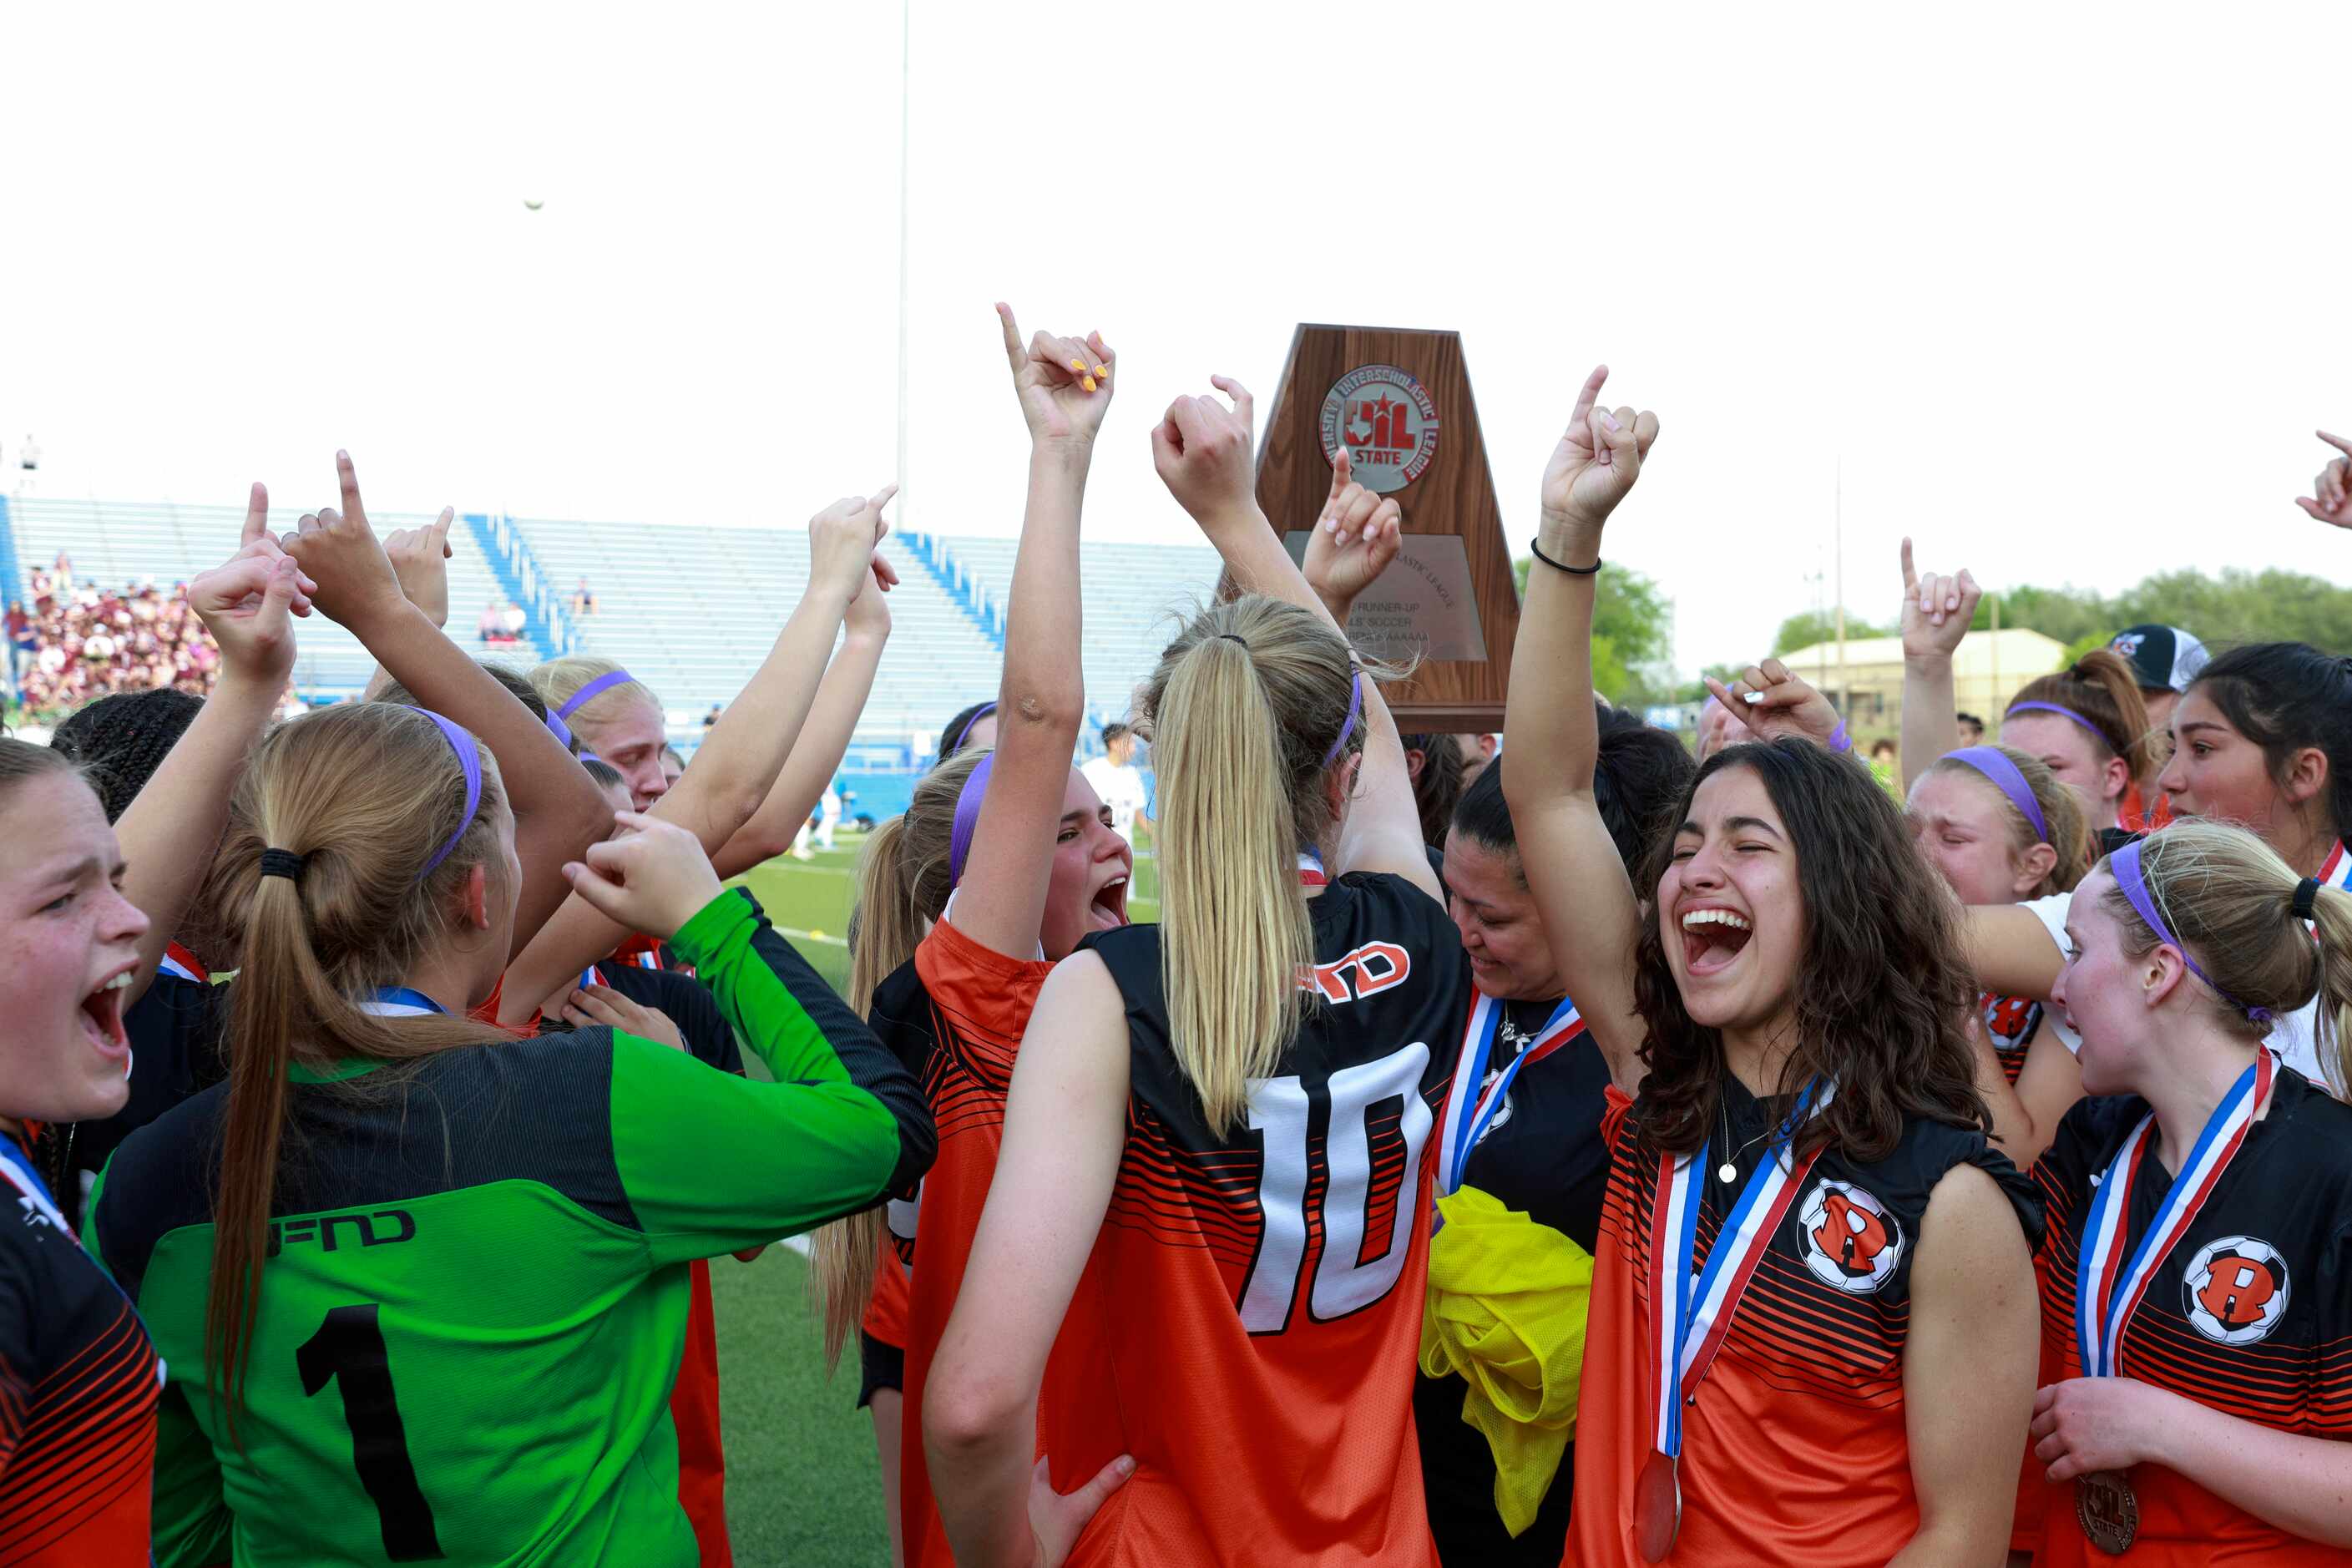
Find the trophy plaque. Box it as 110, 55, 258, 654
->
1259, 323, 1520, 730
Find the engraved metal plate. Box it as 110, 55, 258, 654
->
1282, 531, 1489, 664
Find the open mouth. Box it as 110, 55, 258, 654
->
1679, 907, 1753, 976
80, 968, 134, 1062
1090, 873, 1130, 931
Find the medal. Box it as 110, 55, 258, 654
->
1633, 1449, 1681, 1564
1635, 1079, 1836, 1560
1436, 991, 1582, 1197
2071, 1050, 2270, 1557
2075, 1469, 2139, 1556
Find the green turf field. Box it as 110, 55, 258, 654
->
713, 834, 1159, 1564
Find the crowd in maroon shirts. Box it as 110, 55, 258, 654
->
4, 552, 219, 713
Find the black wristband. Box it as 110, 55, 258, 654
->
1530, 536, 1601, 576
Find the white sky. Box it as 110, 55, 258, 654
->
7, 3, 2348, 676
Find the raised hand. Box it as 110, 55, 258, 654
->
384, 507, 458, 629
233, 482, 319, 618
807, 487, 897, 604
282, 453, 411, 630
1540, 365, 1660, 539
1151, 377, 1258, 531
1899, 536, 1980, 661
1703, 657, 1845, 751
999, 304, 1114, 445
561, 812, 726, 939
2294, 431, 2352, 529
186, 544, 301, 688
1302, 446, 1401, 617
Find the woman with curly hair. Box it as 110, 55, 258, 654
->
1500, 368, 2041, 1566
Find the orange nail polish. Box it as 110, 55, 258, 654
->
1069, 359, 1087, 372
1094, 364, 1110, 378
1081, 376, 1099, 392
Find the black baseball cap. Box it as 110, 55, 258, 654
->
2107, 625, 2209, 694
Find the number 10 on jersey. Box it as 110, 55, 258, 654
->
1237, 1042, 1434, 1333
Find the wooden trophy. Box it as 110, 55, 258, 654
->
1257, 324, 1520, 731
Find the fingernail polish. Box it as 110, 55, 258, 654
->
1082, 377, 1098, 392
1069, 359, 1087, 373
1094, 364, 1110, 377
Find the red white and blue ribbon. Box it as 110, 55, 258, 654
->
158, 942, 208, 984
1297, 849, 1329, 888
1649, 1080, 1836, 1460
2075, 1048, 2269, 1378
357, 987, 448, 1019
2311, 842, 2351, 933
1437, 991, 1582, 1196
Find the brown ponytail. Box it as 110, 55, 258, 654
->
205, 704, 515, 1444
1140, 596, 1362, 1136
2009, 650, 2158, 784
809, 748, 986, 1368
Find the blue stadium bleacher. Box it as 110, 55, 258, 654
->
8, 498, 517, 696
5, 499, 1224, 812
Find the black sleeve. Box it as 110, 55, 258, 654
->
736, 890, 937, 1195
856, 1328, 906, 1410
600, 967, 744, 1075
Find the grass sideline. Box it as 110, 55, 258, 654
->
713, 832, 1159, 1561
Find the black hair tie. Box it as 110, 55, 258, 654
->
1529, 536, 1601, 575
2294, 877, 2322, 921
259, 847, 309, 883
1216, 633, 1251, 651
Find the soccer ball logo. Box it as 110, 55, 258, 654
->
1798, 1179, 1905, 1293
2183, 1235, 2289, 1346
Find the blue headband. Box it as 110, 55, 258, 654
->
1323, 669, 1363, 768
556, 669, 636, 722
946, 702, 997, 756
2006, 701, 2107, 744
417, 711, 484, 880
1944, 746, 2049, 845
2111, 838, 2269, 1024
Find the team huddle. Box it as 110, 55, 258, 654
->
5, 309, 2352, 1568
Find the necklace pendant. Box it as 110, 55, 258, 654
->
1717, 1161, 1739, 1184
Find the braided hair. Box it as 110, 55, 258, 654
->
49, 688, 205, 822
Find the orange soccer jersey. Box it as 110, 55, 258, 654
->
870, 913, 1098, 1567
2028, 1075, 2352, 1565
1055, 871, 1470, 1566
1567, 1083, 2040, 1567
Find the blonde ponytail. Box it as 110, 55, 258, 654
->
1141, 597, 1361, 1136
206, 704, 517, 1445
2104, 820, 2348, 1092
809, 749, 985, 1368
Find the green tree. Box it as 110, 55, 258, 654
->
1513, 558, 1676, 704
1769, 609, 1889, 658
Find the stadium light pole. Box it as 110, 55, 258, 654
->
894, 0, 912, 531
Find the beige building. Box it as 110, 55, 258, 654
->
1775, 627, 2070, 736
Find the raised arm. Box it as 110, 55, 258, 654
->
113, 488, 309, 1004
1150, 382, 1435, 900
498, 493, 890, 1019
953, 307, 1112, 959
1896, 536, 1976, 792
711, 554, 897, 879
286, 454, 611, 953
2294, 430, 2352, 529
1501, 367, 1658, 1094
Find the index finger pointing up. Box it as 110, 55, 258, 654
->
2319, 430, 2352, 460
1900, 535, 1918, 592
336, 451, 367, 531
1209, 375, 1253, 432
1566, 365, 1609, 440
241, 482, 271, 548
996, 303, 1024, 372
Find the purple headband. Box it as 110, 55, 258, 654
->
2110, 838, 2269, 1024
1944, 746, 2049, 844
947, 702, 997, 756
544, 710, 574, 750
1323, 669, 1363, 767
417, 710, 484, 879
556, 669, 636, 723
2006, 701, 2107, 744
947, 751, 995, 890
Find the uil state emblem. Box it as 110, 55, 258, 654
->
1319, 364, 1440, 494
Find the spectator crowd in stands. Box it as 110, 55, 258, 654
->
4, 552, 218, 714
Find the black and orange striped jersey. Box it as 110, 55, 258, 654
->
867, 914, 1085, 1568
1054, 870, 1470, 1565
1569, 1079, 2040, 1566
1980, 993, 2045, 1086
0, 1134, 159, 1566
2027, 1071, 2352, 1564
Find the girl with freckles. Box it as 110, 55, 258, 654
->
1501, 367, 2042, 1566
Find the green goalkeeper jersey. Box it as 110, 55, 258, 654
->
88, 889, 934, 1568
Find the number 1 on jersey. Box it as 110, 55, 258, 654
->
297, 1302, 446, 1561
1237, 1041, 1434, 1333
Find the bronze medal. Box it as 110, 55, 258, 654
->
1633, 1448, 1681, 1562
2076, 1469, 2138, 1556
